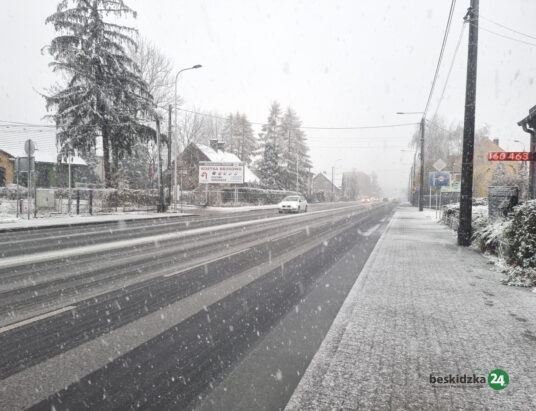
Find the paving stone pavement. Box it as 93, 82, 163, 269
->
286, 206, 536, 411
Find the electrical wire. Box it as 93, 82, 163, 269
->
176, 108, 419, 131
423, 0, 457, 117
430, 22, 467, 123
477, 23, 536, 48
478, 14, 536, 41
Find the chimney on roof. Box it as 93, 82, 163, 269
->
209, 139, 218, 151
493, 138, 499, 146
217, 141, 225, 152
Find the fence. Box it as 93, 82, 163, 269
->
422, 192, 460, 209
0, 186, 160, 217
191, 187, 301, 206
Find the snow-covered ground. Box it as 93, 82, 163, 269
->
0, 203, 279, 230
0, 212, 189, 230
200, 204, 278, 213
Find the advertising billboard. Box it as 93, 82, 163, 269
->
199, 162, 244, 184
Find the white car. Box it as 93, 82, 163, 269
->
278, 195, 308, 213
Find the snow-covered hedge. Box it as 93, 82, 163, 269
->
471, 216, 510, 256
0, 184, 28, 199
468, 200, 536, 287
505, 201, 536, 268
502, 201, 536, 286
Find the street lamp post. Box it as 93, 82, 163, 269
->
174, 64, 202, 212
397, 112, 425, 211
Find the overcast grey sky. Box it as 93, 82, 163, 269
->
1, 0, 536, 196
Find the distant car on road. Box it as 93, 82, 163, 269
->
278, 195, 308, 213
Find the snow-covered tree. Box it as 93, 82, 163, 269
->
256, 102, 285, 187
258, 102, 284, 149
256, 102, 312, 191
222, 112, 256, 163
116, 141, 155, 189
178, 108, 205, 149
128, 37, 175, 183
199, 111, 224, 145
44, 0, 154, 187
256, 142, 283, 189
280, 107, 312, 192
411, 117, 463, 184
132, 37, 174, 111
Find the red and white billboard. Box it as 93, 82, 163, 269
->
199, 162, 244, 184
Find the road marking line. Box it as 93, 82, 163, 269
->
270, 229, 304, 243
163, 248, 251, 278
0, 305, 76, 334
0, 203, 366, 269
357, 224, 381, 237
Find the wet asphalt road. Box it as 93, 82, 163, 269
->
0, 202, 394, 410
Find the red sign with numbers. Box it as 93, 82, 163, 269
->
487, 152, 533, 161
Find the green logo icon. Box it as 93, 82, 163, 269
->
488, 369, 509, 390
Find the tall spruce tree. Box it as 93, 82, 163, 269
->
44, 0, 153, 187
222, 112, 256, 163
256, 142, 283, 189
281, 107, 312, 192
256, 102, 285, 188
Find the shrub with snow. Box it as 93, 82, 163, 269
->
503, 201, 536, 288
471, 216, 510, 257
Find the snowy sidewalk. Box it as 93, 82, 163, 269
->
287, 206, 536, 410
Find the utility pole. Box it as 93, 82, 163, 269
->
156, 117, 165, 212
168, 105, 172, 207
419, 117, 425, 211
331, 166, 334, 202
27, 144, 31, 220
296, 153, 299, 192
458, 0, 479, 246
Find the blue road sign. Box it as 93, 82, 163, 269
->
428, 171, 451, 187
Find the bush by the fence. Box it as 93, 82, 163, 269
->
0, 184, 28, 199
471, 216, 510, 256
505, 200, 536, 270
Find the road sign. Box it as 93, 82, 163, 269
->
429, 171, 450, 187
199, 162, 244, 184
433, 158, 447, 171
24, 139, 36, 156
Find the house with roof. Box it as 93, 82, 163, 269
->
0, 149, 14, 186
312, 172, 341, 202
178, 139, 259, 191
0, 131, 92, 187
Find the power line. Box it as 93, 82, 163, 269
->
177, 108, 420, 131
478, 14, 536, 41
299, 123, 420, 130
423, 0, 457, 117
476, 23, 536, 47
431, 22, 467, 123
